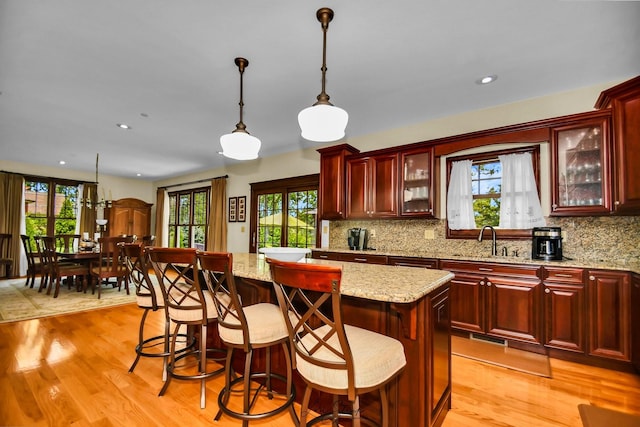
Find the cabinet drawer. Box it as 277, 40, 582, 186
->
338, 253, 388, 264
543, 267, 584, 284
388, 256, 438, 269
311, 250, 341, 261
440, 260, 540, 279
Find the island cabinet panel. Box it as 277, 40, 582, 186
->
317, 144, 360, 220
440, 260, 543, 345
542, 266, 586, 353
587, 270, 631, 361
346, 153, 398, 219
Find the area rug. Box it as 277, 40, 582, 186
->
452, 335, 552, 377
578, 404, 640, 427
0, 278, 136, 323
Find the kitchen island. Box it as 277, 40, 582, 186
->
217, 253, 454, 427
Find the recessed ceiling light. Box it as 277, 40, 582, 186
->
476, 75, 498, 85
116, 123, 132, 129
59, 160, 66, 165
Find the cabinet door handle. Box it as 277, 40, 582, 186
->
354, 258, 367, 262
319, 255, 328, 259
478, 267, 493, 272
480, 281, 485, 286
554, 273, 573, 278
486, 281, 492, 287
545, 288, 551, 294
589, 275, 595, 281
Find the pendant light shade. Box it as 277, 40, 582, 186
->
220, 57, 261, 160
298, 7, 348, 142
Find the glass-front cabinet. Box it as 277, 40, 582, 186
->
550, 113, 611, 215
400, 147, 434, 217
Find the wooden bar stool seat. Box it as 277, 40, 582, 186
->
268, 259, 407, 427
197, 251, 298, 426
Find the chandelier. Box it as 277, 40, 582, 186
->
298, 7, 348, 142
82, 153, 112, 210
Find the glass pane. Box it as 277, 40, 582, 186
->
193, 225, 206, 250
177, 225, 190, 248
168, 227, 176, 248
286, 190, 317, 248
25, 181, 49, 238
473, 198, 500, 227
257, 193, 283, 249
168, 195, 177, 224
193, 191, 207, 224
54, 184, 79, 235
557, 125, 603, 207
178, 194, 190, 225
402, 151, 431, 214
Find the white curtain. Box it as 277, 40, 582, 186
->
447, 160, 476, 229
498, 153, 546, 229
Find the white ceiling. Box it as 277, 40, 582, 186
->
1, 1, 639, 181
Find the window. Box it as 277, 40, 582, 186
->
167, 187, 209, 249
446, 145, 540, 239
249, 174, 319, 253
24, 177, 81, 242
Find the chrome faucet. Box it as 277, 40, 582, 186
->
478, 225, 498, 256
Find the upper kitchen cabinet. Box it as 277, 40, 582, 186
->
550, 111, 612, 216
400, 147, 435, 217
595, 76, 640, 214
346, 152, 398, 218
317, 144, 360, 220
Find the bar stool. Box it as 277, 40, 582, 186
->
147, 247, 225, 409
120, 242, 194, 382
197, 251, 298, 426
268, 258, 407, 427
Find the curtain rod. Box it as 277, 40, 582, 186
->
159, 174, 228, 190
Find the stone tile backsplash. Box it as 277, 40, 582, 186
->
328, 216, 640, 265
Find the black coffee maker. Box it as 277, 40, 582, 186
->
347, 228, 368, 250
532, 227, 563, 261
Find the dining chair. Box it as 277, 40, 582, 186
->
55, 234, 81, 253
268, 258, 407, 427
197, 251, 298, 426
0, 233, 14, 279
89, 235, 132, 299
141, 235, 156, 247
20, 234, 42, 288
41, 236, 90, 298
147, 247, 225, 409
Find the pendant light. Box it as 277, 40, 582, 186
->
220, 57, 261, 160
298, 7, 348, 143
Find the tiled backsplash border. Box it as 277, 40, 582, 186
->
328, 216, 640, 265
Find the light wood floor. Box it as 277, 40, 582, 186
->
1, 303, 639, 427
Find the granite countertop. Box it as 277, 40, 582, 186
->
231, 253, 454, 304
312, 248, 640, 275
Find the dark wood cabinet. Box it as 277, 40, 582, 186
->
346, 153, 398, 218
587, 269, 631, 361
542, 266, 586, 353
317, 144, 360, 220
632, 273, 640, 372
550, 111, 612, 216
441, 260, 542, 345
337, 252, 388, 265
105, 198, 152, 238
595, 75, 640, 214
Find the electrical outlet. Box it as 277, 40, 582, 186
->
369, 229, 376, 238
424, 229, 435, 239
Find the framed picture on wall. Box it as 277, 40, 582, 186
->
228, 197, 237, 222
237, 196, 246, 222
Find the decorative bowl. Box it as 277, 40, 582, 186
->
259, 247, 311, 262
